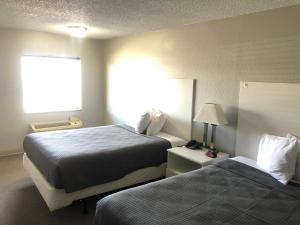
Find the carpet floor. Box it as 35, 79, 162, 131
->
0, 154, 101, 225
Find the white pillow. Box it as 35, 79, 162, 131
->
135, 112, 151, 134
146, 110, 166, 135
257, 134, 298, 184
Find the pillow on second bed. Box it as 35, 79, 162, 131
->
146, 110, 166, 135
257, 134, 298, 184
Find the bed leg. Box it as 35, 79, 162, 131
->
80, 199, 88, 214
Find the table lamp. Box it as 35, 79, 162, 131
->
194, 103, 228, 157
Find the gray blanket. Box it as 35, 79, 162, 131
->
95, 159, 300, 225
23, 125, 171, 193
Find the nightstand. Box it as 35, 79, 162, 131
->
166, 147, 230, 177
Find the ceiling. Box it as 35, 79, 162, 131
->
0, 0, 300, 39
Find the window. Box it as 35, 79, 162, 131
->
21, 56, 82, 113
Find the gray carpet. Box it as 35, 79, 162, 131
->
0, 155, 99, 225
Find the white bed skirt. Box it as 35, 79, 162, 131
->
23, 153, 166, 211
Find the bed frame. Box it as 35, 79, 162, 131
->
23, 154, 166, 211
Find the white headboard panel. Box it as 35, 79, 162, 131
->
236, 82, 300, 159
107, 78, 195, 141
158, 79, 195, 141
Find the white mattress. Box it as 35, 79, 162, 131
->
23, 154, 167, 211
155, 132, 187, 147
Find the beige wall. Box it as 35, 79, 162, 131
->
104, 5, 300, 155
0, 28, 105, 156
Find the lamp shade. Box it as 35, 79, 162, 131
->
194, 103, 228, 125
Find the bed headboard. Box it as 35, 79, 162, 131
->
157, 79, 195, 141
107, 78, 195, 141
236, 82, 300, 159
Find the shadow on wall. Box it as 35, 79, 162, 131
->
236, 35, 300, 83
235, 108, 268, 159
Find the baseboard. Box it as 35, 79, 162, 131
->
0, 151, 23, 158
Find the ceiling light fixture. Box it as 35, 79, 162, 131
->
67, 25, 88, 38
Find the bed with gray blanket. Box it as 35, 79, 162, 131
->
95, 159, 300, 225
23, 125, 171, 193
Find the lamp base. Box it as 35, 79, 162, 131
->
206, 149, 217, 158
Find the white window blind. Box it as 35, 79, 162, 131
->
21, 56, 82, 113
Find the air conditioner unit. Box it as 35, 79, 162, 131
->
30, 116, 83, 132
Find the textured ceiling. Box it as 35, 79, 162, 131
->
0, 0, 300, 39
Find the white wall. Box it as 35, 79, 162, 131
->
104, 5, 300, 155
2, 5, 300, 156
0, 28, 105, 156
